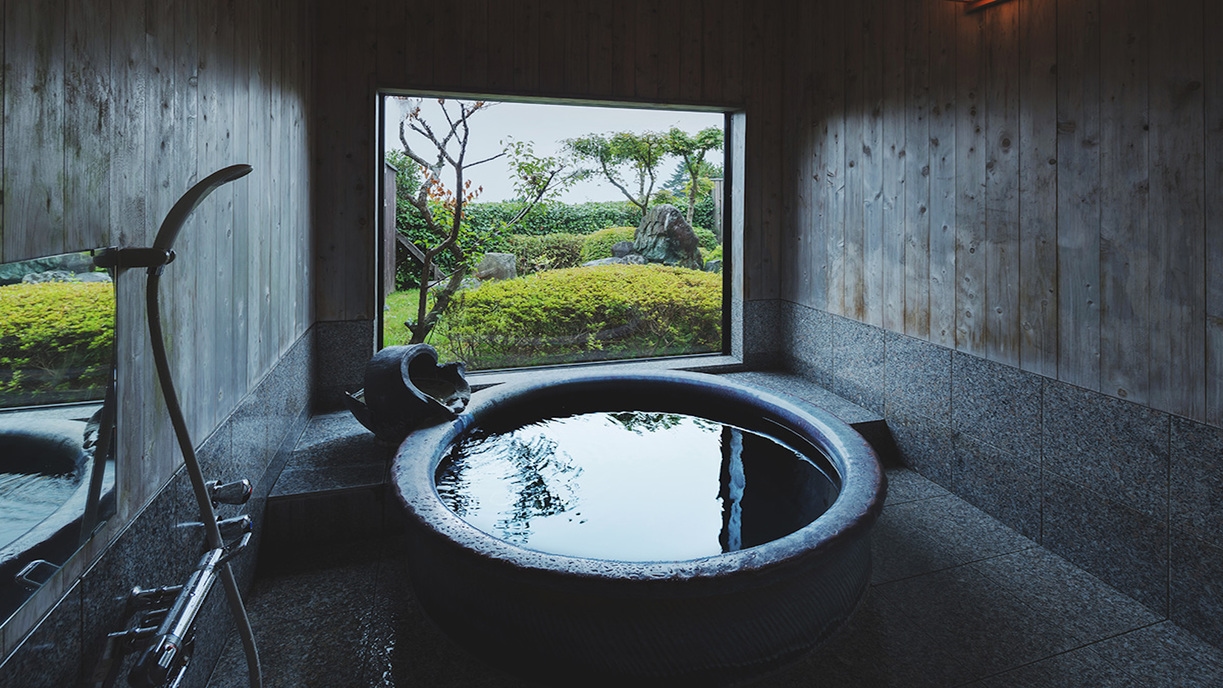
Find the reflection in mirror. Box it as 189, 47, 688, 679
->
0, 250, 117, 626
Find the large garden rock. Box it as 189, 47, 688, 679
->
611, 240, 634, 258
474, 252, 517, 281
633, 204, 703, 271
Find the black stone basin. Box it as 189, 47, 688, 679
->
393, 371, 886, 686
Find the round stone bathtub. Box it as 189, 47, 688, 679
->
392, 370, 886, 686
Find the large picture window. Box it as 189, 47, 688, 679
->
379, 95, 729, 372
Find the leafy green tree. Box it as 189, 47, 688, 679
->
663, 126, 723, 224
565, 131, 669, 214
393, 98, 574, 344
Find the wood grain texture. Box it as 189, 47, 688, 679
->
4, 0, 66, 260
822, 0, 847, 314
1016, 0, 1058, 377
954, 7, 985, 354
903, 0, 931, 339
842, 0, 866, 321
65, 0, 111, 254
983, 2, 1019, 366
1208, 0, 1223, 425
861, 0, 885, 329
1148, 0, 1206, 420
1055, 0, 1101, 391
1098, 0, 1150, 404
881, 0, 905, 331
927, 0, 956, 347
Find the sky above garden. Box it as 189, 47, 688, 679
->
384, 97, 725, 204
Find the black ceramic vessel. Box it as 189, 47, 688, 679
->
392, 370, 886, 686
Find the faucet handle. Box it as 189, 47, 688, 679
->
206, 479, 252, 507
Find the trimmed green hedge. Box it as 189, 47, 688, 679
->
692, 226, 718, 251
579, 226, 637, 263
504, 233, 586, 275
437, 264, 722, 370
0, 282, 114, 406
464, 200, 642, 237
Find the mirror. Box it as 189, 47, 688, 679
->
0, 249, 117, 626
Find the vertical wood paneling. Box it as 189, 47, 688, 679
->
462, 0, 488, 90
513, 0, 540, 93
1208, 0, 1223, 425
742, 0, 764, 300
65, 0, 110, 254
903, 0, 931, 339
1056, 0, 1102, 391
433, 2, 460, 90
112, 0, 151, 506
1148, 0, 1206, 420
881, 0, 906, 330
861, 0, 885, 329
246, 0, 268, 383
563, 0, 588, 97
376, 0, 407, 88
720, 0, 743, 105
1098, 0, 1150, 404
0, 1, 5, 260
405, 1, 435, 88
612, 0, 636, 98
231, 0, 252, 393
196, 0, 222, 430
586, 2, 614, 99
4, 0, 66, 260
700, 1, 724, 104
927, 0, 956, 347
678, 0, 702, 104
485, 2, 511, 92
1017, 0, 1058, 377
822, 0, 846, 313
983, 3, 1019, 366
635, 0, 660, 101
842, 0, 866, 321
954, 8, 985, 354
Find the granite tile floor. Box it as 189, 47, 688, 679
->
204, 466, 1223, 687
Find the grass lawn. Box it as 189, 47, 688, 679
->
383, 289, 459, 358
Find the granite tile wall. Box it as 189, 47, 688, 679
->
0, 329, 315, 687
779, 300, 1223, 650
314, 319, 376, 412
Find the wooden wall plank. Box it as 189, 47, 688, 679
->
720, 0, 743, 105
1056, 0, 1102, 391
861, 0, 885, 329
822, 0, 846, 314
635, 0, 660, 101
484, 1, 512, 92
404, 1, 435, 89
759, 6, 783, 301
1098, 0, 1150, 404
586, 2, 614, 100
433, 2, 460, 90
231, 0, 252, 391
1148, 0, 1206, 420
0, 0, 5, 260
1208, 0, 1223, 425
247, 0, 269, 383
65, 0, 110, 253
927, 0, 956, 347
4, 0, 66, 260
954, 7, 985, 354
777, 0, 801, 302
612, 0, 636, 98
196, 0, 223, 429
881, 0, 905, 330
983, 2, 1019, 366
376, 0, 407, 88
513, 0, 540, 93
563, 0, 589, 97
903, 0, 931, 339
678, 0, 703, 104
1017, 0, 1058, 377
701, 0, 724, 104
806, 8, 828, 312
461, 0, 489, 91
842, 0, 866, 320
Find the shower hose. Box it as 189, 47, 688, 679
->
145, 164, 262, 688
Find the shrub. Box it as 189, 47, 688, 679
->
438, 264, 722, 370
701, 244, 723, 263
692, 226, 718, 251
463, 200, 642, 237
504, 233, 586, 275
579, 226, 637, 262
0, 281, 114, 407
